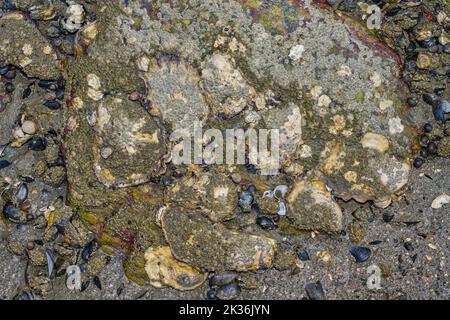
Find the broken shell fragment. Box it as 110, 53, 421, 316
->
431, 194, 450, 209
61, 4, 86, 33
144, 246, 207, 291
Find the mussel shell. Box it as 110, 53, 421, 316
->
256, 215, 278, 230
209, 273, 238, 287
216, 283, 241, 300
0, 159, 11, 170
305, 282, 325, 300
2, 203, 20, 222
16, 183, 28, 203
349, 246, 371, 263
29, 137, 47, 151
44, 100, 62, 110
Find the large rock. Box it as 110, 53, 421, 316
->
0, 12, 60, 79
286, 180, 343, 233
161, 207, 276, 272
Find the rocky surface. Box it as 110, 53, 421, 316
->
0, 0, 449, 300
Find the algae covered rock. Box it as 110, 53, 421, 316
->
164, 170, 238, 222
201, 53, 255, 118
143, 55, 209, 132
161, 206, 276, 272
56, 0, 416, 287
92, 96, 165, 188
0, 12, 60, 79
286, 180, 343, 233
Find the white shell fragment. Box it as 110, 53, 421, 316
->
289, 44, 305, 61
61, 4, 85, 33
431, 194, 450, 209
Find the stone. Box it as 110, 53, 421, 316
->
286, 180, 343, 233
201, 53, 254, 117
161, 206, 276, 272
0, 12, 60, 79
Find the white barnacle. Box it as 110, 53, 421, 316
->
337, 65, 352, 77
87, 73, 101, 90
137, 55, 150, 72
379, 99, 393, 111
289, 44, 305, 61
318, 94, 332, 107
310, 85, 323, 100
22, 43, 33, 56
62, 4, 85, 33
370, 72, 382, 87
388, 117, 404, 135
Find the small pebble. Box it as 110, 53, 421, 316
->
419, 147, 428, 158
426, 142, 437, 155
413, 157, 424, 169
423, 123, 433, 133
419, 135, 429, 146
21, 120, 37, 135
206, 288, 218, 300
4, 68, 16, 79
297, 249, 310, 261
383, 211, 394, 223
238, 190, 253, 212
26, 241, 35, 251
4, 82, 14, 93
404, 242, 414, 251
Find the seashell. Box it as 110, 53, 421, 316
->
209, 273, 238, 287
278, 200, 287, 216
61, 4, 85, 33
431, 194, 450, 209
305, 282, 325, 300
0, 159, 11, 170
16, 183, 28, 203
238, 190, 254, 212
216, 283, 241, 300
256, 215, 278, 230
144, 246, 207, 291
349, 246, 371, 263
3, 203, 20, 222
